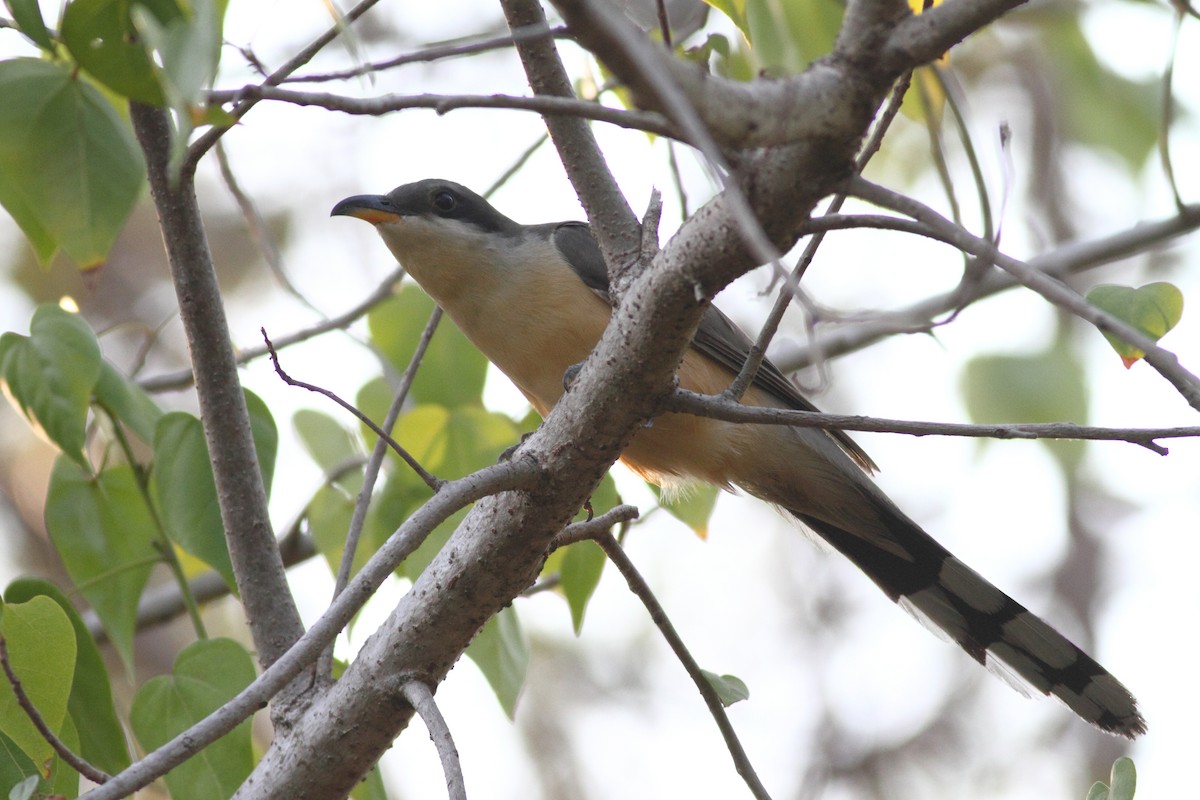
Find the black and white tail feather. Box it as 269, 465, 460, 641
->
796, 511, 1145, 737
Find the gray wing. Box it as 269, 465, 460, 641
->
550, 221, 875, 471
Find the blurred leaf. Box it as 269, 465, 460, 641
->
655, 484, 719, 538
961, 346, 1087, 470
1047, 18, 1160, 169
0, 305, 101, 468
61, 0, 184, 105
369, 405, 518, 580
0, 58, 146, 267
703, 0, 749, 38
368, 286, 488, 409
1087, 757, 1137, 800
306, 483, 360, 573
294, 408, 362, 476
245, 389, 278, 494
0, 596, 75, 770
130, 638, 255, 800
465, 607, 528, 718
560, 541, 606, 634
95, 359, 164, 445
700, 669, 750, 707
132, 0, 224, 172
45, 458, 158, 672
153, 412, 235, 590
1086, 282, 1183, 368
5, 579, 130, 775
3, 0, 54, 50
152, 390, 276, 591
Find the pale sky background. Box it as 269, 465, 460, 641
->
1, 1, 1199, 799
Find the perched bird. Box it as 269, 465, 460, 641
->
332, 179, 1144, 737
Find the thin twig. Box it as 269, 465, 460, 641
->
845, 176, 1200, 410
333, 307, 443, 599
724, 71, 915, 403
261, 327, 443, 491
589, 534, 774, 800
669, 389, 1200, 455
78, 458, 541, 800
286, 23, 571, 84
551, 504, 641, 549
400, 681, 467, 800
186, 0, 387, 167
140, 265, 406, 392
201, 86, 677, 138
0, 636, 111, 785
215, 142, 318, 313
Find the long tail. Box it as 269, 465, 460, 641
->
791, 508, 1145, 738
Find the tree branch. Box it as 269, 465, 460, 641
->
80, 459, 540, 800
846, 175, 1200, 410
400, 681, 467, 800
129, 105, 307, 694
202, 86, 676, 137
668, 389, 1200, 455
0, 636, 110, 785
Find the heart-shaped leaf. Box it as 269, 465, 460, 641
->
1087, 282, 1183, 368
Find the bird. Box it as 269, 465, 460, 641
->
331, 178, 1145, 738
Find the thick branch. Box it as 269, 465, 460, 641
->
129, 105, 306, 686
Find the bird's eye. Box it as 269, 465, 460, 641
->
432, 190, 457, 212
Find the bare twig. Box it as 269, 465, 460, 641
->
0, 636, 111, 785
139, 265, 406, 393
552, 504, 641, 549
261, 328, 443, 491
589, 534, 774, 800
401, 681, 467, 800
777, 201, 1200, 370
725, 71, 916, 403
845, 176, 1200, 410
668, 389, 1200, 455
285, 23, 570, 84
186, 0, 386, 167
202, 87, 677, 138
215, 142, 317, 312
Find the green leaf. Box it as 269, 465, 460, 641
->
0, 59, 146, 267
306, 483, 360, 573
465, 607, 528, 718
44, 458, 159, 672
961, 346, 1088, 470
151, 391, 276, 591
0, 595, 76, 769
700, 669, 750, 707
655, 484, 719, 538
3, 0, 55, 51
0, 305, 102, 468
703, 0, 749, 38
1107, 757, 1137, 800
152, 412, 235, 590
61, 0, 184, 105
130, 638, 256, 800
4, 579, 131, 774
294, 408, 362, 480
245, 389, 278, 495
131, 0, 224, 173
1086, 784, 1109, 800
383, 406, 518, 579
368, 286, 489, 409
94, 360, 164, 445
1086, 282, 1184, 368
559, 540, 606, 634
